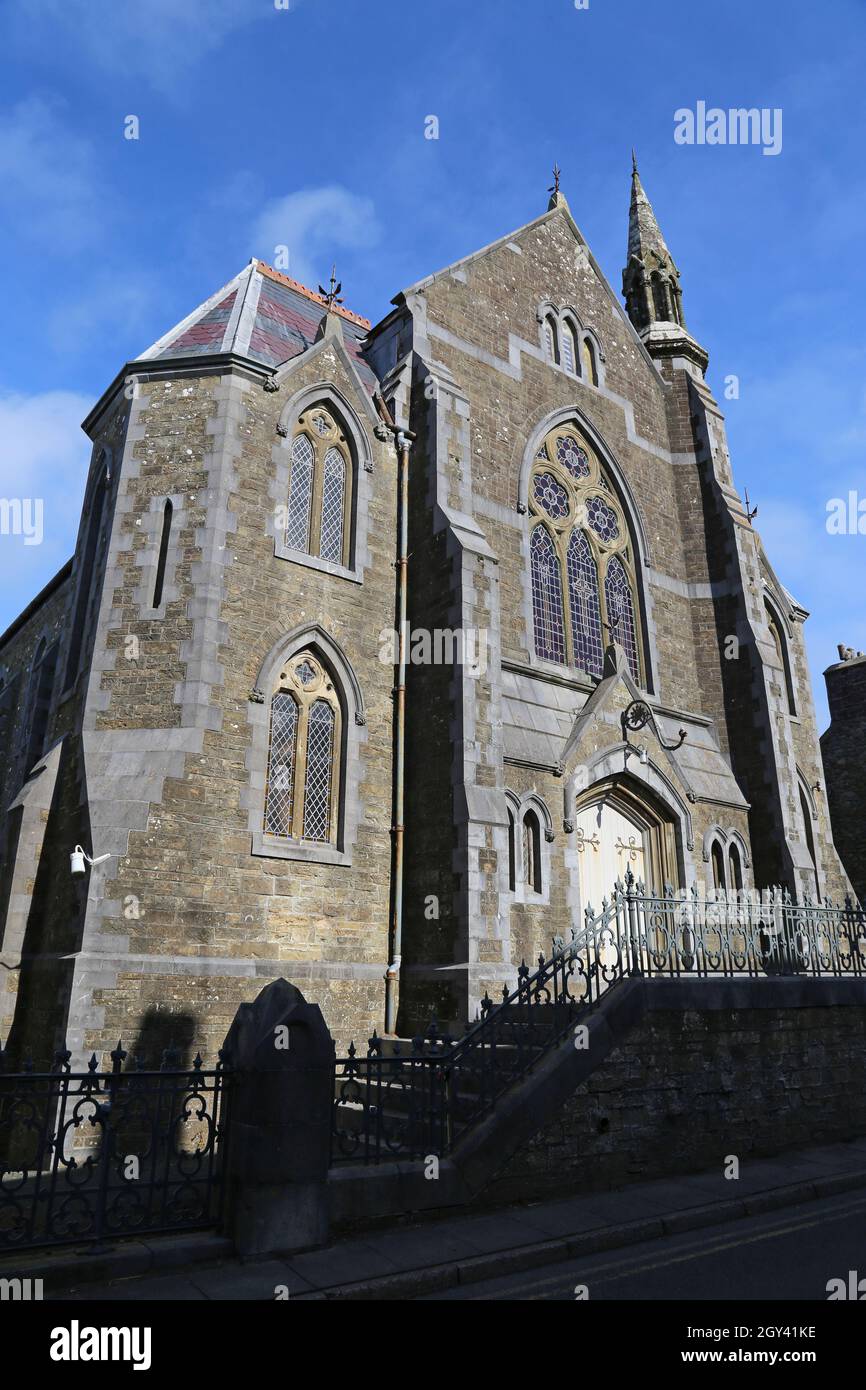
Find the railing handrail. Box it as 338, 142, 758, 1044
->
332, 873, 866, 1164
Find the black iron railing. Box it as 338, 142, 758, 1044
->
0, 1041, 229, 1253
332, 874, 866, 1165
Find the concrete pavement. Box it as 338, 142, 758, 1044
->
31, 1135, 866, 1301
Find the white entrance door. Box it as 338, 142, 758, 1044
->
574, 800, 647, 914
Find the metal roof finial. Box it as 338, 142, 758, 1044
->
318, 263, 343, 311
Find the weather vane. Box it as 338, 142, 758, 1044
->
318, 264, 343, 311
548, 163, 561, 196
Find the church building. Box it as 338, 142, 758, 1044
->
0, 162, 854, 1064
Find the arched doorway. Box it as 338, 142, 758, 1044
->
573, 776, 681, 910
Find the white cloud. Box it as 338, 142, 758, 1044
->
0, 96, 101, 252
249, 186, 381, 288
5, 1, 269, 94
0, 389, 92, 635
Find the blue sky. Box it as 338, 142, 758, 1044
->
0, 0, 864, 728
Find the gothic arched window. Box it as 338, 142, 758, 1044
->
530, 524, 566, 663
581, 336, 599, 386
285, 405, 352, 566
523, 808, 542, 893
729, 841, 743, 892
543, 315, 559, 365
711, 839, 727, 891
507, 805, 516, 892
561, 320, 578, 375
765, 601, 797, 716
528, 422, 644, 682
263, 651, 342, 845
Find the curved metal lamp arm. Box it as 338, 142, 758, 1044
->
621, 699, 687, 754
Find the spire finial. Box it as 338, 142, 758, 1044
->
318, 263, 343, 312
631, 148, 638, 175
548, 163, 561, 197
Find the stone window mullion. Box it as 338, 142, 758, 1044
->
291, 700, 312, 839
310, 439, 326, 560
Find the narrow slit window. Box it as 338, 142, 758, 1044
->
152, 499, 173, 608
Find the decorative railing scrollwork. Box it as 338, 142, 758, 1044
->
0, 1042, 229, 1252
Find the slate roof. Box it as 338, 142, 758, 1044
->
136, 260, 378, 393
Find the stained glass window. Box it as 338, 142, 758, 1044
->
532, 471, 570, 519
320, 447, 346, 563
587, 495, 620, 543
264, 693, 298, 836
567, 531, 603, 677
303, 700, 335, 841
555, 434, 590, 480
531, 525, 566, 663
605, 556, 639, 679
286, 434, 314, 552
528, 421, 644, 687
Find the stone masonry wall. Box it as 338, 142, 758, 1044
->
58, 342, 398, 1063
485, 1004, 866, 1204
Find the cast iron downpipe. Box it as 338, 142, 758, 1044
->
385, 421, 413, 1036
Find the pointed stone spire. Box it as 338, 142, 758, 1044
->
627, 153, 675, 273
622, 153, 707, 371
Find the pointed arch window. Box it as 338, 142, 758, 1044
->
528, 422, 645, 683
729, 841, 743, 892
507, 805, 516, 892
523, 808, 542, 893
765, 601, 797, 716
285, 406, 352, 566
561, 320, 578, 375
264, 651, 341, 845
711, 839, 727, 892
543, 315, 559, 365
581, 336, 599, 386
